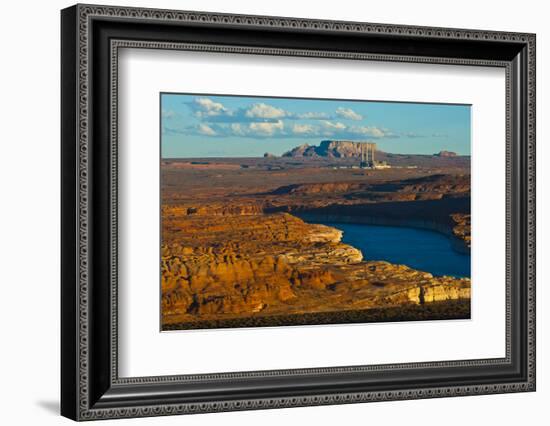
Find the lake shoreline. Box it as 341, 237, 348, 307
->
296, 212, 470, 256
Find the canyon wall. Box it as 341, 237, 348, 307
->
162, 212, 470, 328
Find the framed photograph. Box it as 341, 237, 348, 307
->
61, 4, 536, 421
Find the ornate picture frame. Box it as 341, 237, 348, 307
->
61, 4, 535, 421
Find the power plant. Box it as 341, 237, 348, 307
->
359, 142, 377, 169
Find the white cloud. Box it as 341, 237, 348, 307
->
248, 120, 284, 136
230, 123, 246, 136
197, 123, 217, 136
322, 121, 347, 130
177, 98, 399, 140
245, 103, 287, 119
348, 125, 386, 138
193, 97, 229, 117
402, 131, 424, 138
292, 123, 316, 135
296, 111, 330, 120
161, 109, 177, 119
177, 118, 398, 140
335, 107, 363, 121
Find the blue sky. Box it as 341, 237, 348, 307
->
161, 93, 471, 158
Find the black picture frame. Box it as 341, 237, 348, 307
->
61, 4, 536, 421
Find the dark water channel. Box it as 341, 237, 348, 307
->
321, 222, 471, 278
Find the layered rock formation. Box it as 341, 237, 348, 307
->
283, 140, 376, 158
434, 150, 458, 157
451, 213, 471, 248
282, 143, 314, 157
270, 173, 470, 201
162, 212, 470, 328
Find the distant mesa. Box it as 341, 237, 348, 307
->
263, 152, 277, 158
282, 140, 390, 170
282, 143, 312, 157
283, 140, 377, 159
434, 150, 457, 157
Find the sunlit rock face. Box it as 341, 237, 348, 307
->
434, 150, 458, 157
161, 212, 470, 326
451, 213, 471, 248
283, 140, 373, 158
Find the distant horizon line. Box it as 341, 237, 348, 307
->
161, 153, 472, 160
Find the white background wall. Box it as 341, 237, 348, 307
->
0, 0, 547, 424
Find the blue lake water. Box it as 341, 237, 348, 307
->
321, 222, 471, 278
